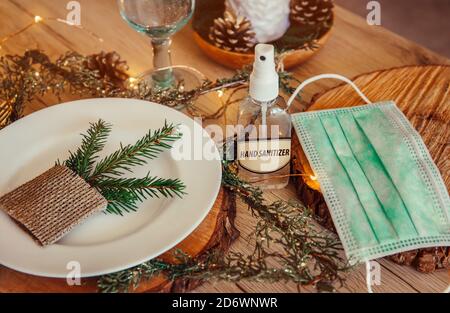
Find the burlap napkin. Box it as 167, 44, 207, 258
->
0, 165, 108, 246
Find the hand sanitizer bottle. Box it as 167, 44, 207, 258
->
237, 44, 291, 189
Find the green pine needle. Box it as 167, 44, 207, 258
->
88, 121, 181, 182
61, 120, 185, 215
95, 175, 186, 215
63, 119, 111, 179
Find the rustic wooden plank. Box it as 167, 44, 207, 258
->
0, 1, 81, 114
0, 1, 73, 56
379, 259, 449, 293
7, 0, 229, 78
1, 0, 448, 293
194, 281, 244, 293
227, 193, 317, 293
5, 1, 449, 116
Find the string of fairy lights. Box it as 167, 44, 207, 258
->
0, 14, 104, 51
0, 13, 320, 185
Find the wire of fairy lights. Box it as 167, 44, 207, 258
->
0, 15, 104, 51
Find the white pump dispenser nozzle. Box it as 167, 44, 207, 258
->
249, 44, 279, 102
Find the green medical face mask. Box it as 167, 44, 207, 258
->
288, 74, 450, 265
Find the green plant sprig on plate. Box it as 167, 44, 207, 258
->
59, 119, 185, 215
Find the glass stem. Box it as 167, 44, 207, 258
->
151, 37, 174, 88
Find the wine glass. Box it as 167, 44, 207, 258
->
117, 0, 204, 89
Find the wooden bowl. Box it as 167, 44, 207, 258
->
192, 0, 334, 71
193, 29, 332, 70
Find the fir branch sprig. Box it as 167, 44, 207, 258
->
88, 122, 181, 182
95, 175, 186, 215
63, 119, 111, 179
60, 120, 185, 215
97, 161, 348, 293
0, 50, 301, 129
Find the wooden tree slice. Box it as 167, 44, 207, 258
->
292, 65, 450, 272
0, 187, 237, 292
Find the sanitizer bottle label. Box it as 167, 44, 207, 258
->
237, 138, 291, 173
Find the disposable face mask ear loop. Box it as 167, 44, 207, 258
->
365, 261, 374, 293
285, 74, 373, 112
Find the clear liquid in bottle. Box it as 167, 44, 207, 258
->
236, 44, 292, 189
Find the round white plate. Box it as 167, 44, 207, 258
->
0, 98, 221, 278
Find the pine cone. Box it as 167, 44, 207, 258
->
390, 250, 418, 266
225, 0, 291, 43
209, 11, 256, 53
415, 248, 450, 273
290, 0, 334, 26
84, 51, 129, 87
390, 247, 450, 273
416, 250, 437, 273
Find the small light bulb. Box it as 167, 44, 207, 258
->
127, 77, 138, 89
34, 16, 43, 23
310, 175, 317, 181
217, 89, 224, 98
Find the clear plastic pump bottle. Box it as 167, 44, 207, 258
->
237, 44, 292, 189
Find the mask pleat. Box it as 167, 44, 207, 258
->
353, 108, 440, 236
338, 113, 418, 238
303, 116, 378, 248
320, 115, 399, 243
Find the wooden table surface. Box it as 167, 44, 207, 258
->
1, 0, 449, 293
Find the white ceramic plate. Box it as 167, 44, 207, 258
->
0, 98, 221, 278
